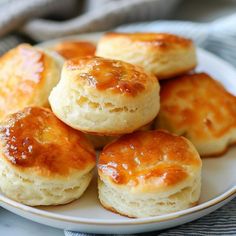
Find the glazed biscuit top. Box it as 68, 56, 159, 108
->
99, 32, 193, 48
98, 130, 201, 190
159, 73, 236, 140
0, 107, 95, 177
52, 41, 96, 59
65, 56, 156, 96
0, 44, 50, 119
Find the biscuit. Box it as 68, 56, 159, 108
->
98, 130, 202, 218
0, 44, 63, 120
0, 107, 96, 206
49, 56, 160, 135
156, 73, 236, 156
96, 32, 197, 79
51, 40, 96, 59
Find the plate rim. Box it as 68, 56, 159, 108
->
0, 186, 235, 225
0, 32, 236, 226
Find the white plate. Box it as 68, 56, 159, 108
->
0, 33, 236, 234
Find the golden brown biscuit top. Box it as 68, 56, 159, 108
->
52, 41, 96, 59
159, 73, 236, 140
0, 107, 95, 176
101, 32, 192, 48
65, 56, 155, 96
0, 44, 49, 120
98, 130, 201, 188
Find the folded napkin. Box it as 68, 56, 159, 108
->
0, 0, 179, 54
20, 0, 180, 41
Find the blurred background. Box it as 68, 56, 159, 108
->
0, 0, 236, 55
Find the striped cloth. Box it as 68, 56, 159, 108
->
65, 15, 236, 236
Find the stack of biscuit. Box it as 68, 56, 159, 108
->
0, 32, 235, 218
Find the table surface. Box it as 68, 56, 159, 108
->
1, 0, 236, 235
